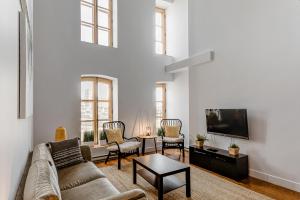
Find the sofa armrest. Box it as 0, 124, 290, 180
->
80, 145, 92, 161
100, 189, 146, 200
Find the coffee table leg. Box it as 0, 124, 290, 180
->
154, 137, 157, 153
157, 176, 164, 200
133, 160, 137, 184
142, 138, 146, 155
186, 167, 191, 197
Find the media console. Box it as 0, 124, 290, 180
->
189, 145, 248, 180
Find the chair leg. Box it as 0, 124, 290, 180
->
137, 148, 140, 157
162, 142, 165, 155
105, 152, 110, 164
182, 143, 185, 158
117, 151, 121, 170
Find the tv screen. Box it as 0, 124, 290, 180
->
205, 109, 249, 139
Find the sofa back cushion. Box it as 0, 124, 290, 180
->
24, 160, 62, 200
32, 143, 58, 178
49, 138, 84, 169
105, 128, 124, 144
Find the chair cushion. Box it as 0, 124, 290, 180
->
24, 160, 61, 200
163, 136, 184, 143
105, 128, 124, 144
49, 138, 84, 169
107, 141, 140, 153
31, 143, 58, 178
164, 125, 180, 138
58, 161, 106, 191
61, 178, 119, 200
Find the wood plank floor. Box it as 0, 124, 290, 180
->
95, 150, 300, 200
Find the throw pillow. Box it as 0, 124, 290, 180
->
49, 138, 84, 169
164, 126, 180, 138
105, 128, 124, 144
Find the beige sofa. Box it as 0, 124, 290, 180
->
23, 143, 146, 200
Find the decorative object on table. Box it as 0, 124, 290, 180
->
138, 135, 158, 155
228, 143, 240, 156
146, 126, 151, 136
195, 134, 207, 148
55, 126, 68, 142
160, 119, 185, 158
103, 121, 141, 169
18, 1, 33, 119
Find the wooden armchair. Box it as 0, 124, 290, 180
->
103, 121, 141, 169
161, 119, 185, 158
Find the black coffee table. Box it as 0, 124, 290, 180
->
133, 154, 191, 200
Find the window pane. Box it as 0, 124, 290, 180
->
98, 11, 109, 28
155, 42, 163, 54
98, 82, 109, 100
81, 25, 93, 43
156, 27, 162, 42
156, 102, 163, 116
98, 0, 109, 9
98, 120, 109, 133
98, 29, 109, 46
81, 4, 94, 24
98, 102, 109, 120
82, 0, 94, 4
156, 87, 163, 101
81, 121, 94, 142
81, 102, 94, 120
155, 12, 162, 26
81, 81, 94, 100
156, 118, 162, 129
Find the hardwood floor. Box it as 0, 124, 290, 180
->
95, 150, 300, 200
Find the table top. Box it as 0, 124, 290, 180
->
133, 154, 189, 176
138, 135, 158, 139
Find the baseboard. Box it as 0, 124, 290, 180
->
249, 169, 300, 192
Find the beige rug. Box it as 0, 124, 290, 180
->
100, 163, 273, 200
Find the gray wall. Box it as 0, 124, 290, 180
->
0, 0, 33, 199
189, 0, 300, 191
33, 0, 174, 144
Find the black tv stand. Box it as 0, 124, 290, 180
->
207, 148, 218, 152
189, 145, 248, 180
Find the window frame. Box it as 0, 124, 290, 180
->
155, 7, 166, 55
156, 83, 167, 129
81, 77, 113, 144
81, 0, 113, 47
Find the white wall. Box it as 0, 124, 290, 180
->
189, 0, 300, 192
166, 0, 189, 60
0, 0, 33, 199
167, 69, 189, 147
33, 0, 174, 145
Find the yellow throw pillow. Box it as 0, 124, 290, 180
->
164, 126, 180, 138
105, 128, 124, 144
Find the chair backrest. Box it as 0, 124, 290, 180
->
103, 121, 125, 143
160, 119, 182, 137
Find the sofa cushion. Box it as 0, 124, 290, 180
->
164, 125, 180, 138
49, 138, 84, 169
24, 160, 61, 200
107, 141, 140, 153
61, 178, 119, 200
163, 136, 184, 143
31, 143, 58, 178
105, 128, 124, 144
58, 161, 106, 190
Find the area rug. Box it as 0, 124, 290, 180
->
100, 163, 273, 200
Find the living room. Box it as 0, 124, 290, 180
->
1, 0, 300, 200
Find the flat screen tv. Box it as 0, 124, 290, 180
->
205, 109, 249, 140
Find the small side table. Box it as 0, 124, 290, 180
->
138, 136, 158, 156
